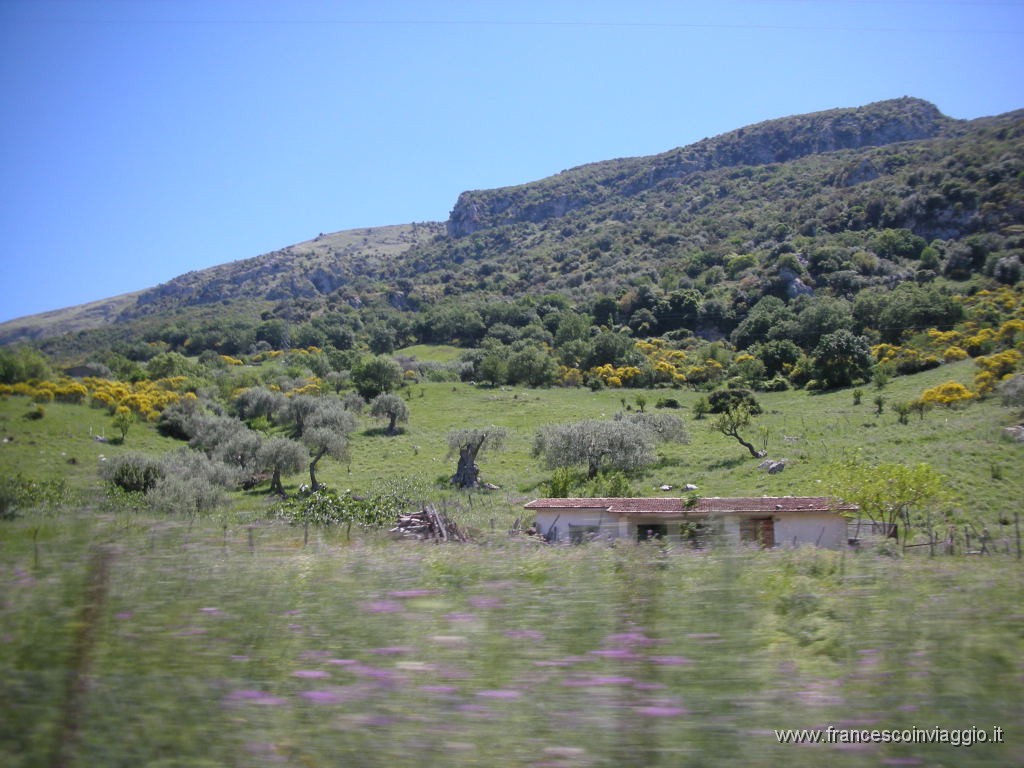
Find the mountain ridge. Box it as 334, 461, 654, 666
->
2, 96, 1022, 354
446, 97, 955, 236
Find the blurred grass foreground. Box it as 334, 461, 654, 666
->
1, 512, 1021, 767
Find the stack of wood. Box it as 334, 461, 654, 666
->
391, 505, 468, 543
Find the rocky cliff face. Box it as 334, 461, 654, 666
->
447, 97, 954, 237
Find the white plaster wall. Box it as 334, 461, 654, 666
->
773, 513, 847, 549
533, 510, 616, 543
722, 516, 742, 544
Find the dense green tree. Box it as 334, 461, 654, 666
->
751, 339, 802, 377
352, 356, 403, 399
256, 319, 290, 350
551, 310, 592, 346
506, 344, 558, 387
871, 228, 926, 260
477, 351, 509, 386
654, 288, 703, 332
0, 346, 52, 384
730, 296, 794, 349
790, 296, 854, 349
591, 296, 619, 327
811, 330, 873, 389
857, 283, 965, 343
366, 322, 397, 354
584, 330, 637, 368
146, 352, 195, 379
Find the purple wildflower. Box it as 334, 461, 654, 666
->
469, 596, 503, 609
225, 689, 287, 706
562, 675, 633, 687
604, 631, 655, 646
649, 655, 693, 666
476, 689, 522, 699
360, 600, 404, 614
300, 689, 347, 705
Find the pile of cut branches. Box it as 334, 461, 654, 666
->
390, 505, 468, 542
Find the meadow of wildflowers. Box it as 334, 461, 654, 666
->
1, 514, 1020, 767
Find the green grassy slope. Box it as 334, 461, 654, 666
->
3, 356, 1020, 528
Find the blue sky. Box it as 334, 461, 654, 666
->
1, 0, 1022, 323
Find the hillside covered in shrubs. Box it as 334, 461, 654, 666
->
1, 97, 1022, 405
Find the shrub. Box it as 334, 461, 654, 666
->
760, 375, 790, 392
999, 373, 1024, 409
0, 475, 72, 519
147, 450, 239, 515
275, 480, 423, 529
101, 453, 164, 493
943, 345, 969, 362
973, 349, 1022, 396
919, 381, 977, 408
707, 389, 762, 415
692, 396, 710, 420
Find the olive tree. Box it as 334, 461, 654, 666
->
258, 437, 308, 496
301, 399, 358, 489
533, 413, 688, 479
233, 386, 284, 425
447, 426, 508, 489
302, 428, 349, 491
369, 393, 409, 436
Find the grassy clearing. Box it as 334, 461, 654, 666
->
2, 355, 1022, 530
394, 344, 465, 363
0, 398, 181, 490
1, 511, 1020, 767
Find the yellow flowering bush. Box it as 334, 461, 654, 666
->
942, 345, 968, 362
920, 381, 976, 407
973, 349, 1022, 395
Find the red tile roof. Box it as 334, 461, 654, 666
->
523, 497, 856, 516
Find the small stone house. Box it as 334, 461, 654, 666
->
523, 496, 857, 549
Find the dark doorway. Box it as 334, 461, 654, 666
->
638, 524, 669, 541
